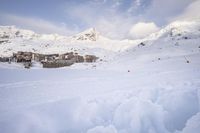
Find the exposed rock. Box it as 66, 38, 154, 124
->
0, 40, 9, 44
0, 35, 9, 39
138, 42, 145, 47
15, 31, 20, 36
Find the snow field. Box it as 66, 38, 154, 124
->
0, 20, 200, 133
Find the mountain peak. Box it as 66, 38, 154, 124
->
73, 27, 99, 41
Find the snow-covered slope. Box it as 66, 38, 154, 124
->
0, 20, 200, 133
99, 20, 200, 69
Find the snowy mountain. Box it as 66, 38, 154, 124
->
99, 20, 200, 72
1, 20, 200, 67
72, 28, 99, 41
0, 26, 136, 59
0, 20, 200, 133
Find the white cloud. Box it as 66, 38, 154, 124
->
112, 0, 122, 8
94, 16, 133, 39
92, 0, 107, 4
143, 0, 195, 24
170, 0, 200, 21
63, 1, 134, 39
0, 13, 76, 35
129, 22, 160, 39
0, 0, 197, 39
67, 0, 195, 39
135, 0, 141, 6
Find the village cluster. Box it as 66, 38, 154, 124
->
0, 51, 98, 68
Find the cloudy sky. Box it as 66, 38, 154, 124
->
0, 0, 199, 39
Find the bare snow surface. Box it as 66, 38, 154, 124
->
0, 20, 200, 133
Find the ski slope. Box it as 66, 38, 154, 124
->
0, 20, 200, 133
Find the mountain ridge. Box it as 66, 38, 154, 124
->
0, 19, 200, 57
